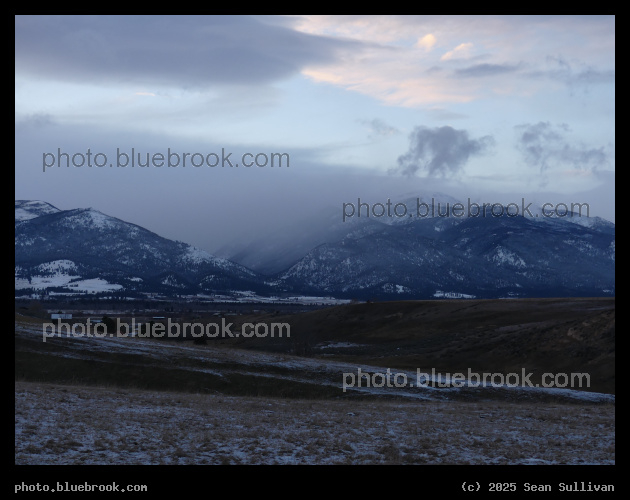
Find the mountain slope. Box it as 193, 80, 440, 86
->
15, 203, 267, 296
15, 200, 61, 221
15, 197, 615, 300
274, 197, 615, 299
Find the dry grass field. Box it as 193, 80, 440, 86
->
15, 297, 615, 467
15, 381, 614, 465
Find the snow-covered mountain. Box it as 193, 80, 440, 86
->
271, 194, 615, 299
15, 202, 266, 297
15, 200, 61, 221
15, 196, 615, 300
215, 205, 385, 275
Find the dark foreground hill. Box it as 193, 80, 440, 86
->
15, 296, 615, 466
217, 297, 615, 394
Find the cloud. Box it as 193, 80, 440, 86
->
15, 15, 355, 89
390, 125, 494, 177
526, 55, 615, 91
415, 34, 436, 51
440, 42, 473, 61
515, 122, 610, 173
15, 112, 56, 128
360, 118, 400, 139
455, 63, 521, 78
294, 16, 613, 108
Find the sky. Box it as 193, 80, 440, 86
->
15, 15, 615, 254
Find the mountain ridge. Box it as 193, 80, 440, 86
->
15, 198, 615, 300
15, 202, 266, 297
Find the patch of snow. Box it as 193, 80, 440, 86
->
68, 278, 123, 292
433, 290, 476, 299
489, 246, 526, 268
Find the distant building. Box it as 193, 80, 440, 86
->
51, 313, 72, 320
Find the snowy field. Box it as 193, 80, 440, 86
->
15, 381, 614, 465
15, 315, 615, 465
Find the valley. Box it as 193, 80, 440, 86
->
15, 296, 615, 465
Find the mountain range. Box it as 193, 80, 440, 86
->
15, 196, 615, 300
15, 200, 266, 297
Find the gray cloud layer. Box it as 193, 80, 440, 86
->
15, 15, 356, 88
454, 63, 521, 78
391, 126, 494, 177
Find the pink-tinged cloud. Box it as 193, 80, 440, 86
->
415, 34, 437, 51
440, 42, 473, 61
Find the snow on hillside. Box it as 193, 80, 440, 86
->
61, 209, 119, 230
489, 246, 527, 268
66, 278, 123, 292
34, 260, 79, 274
15, 275, 80, 290
181, 246, 216, 265
15, 200, 60, 221
179, 246, 254, 275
